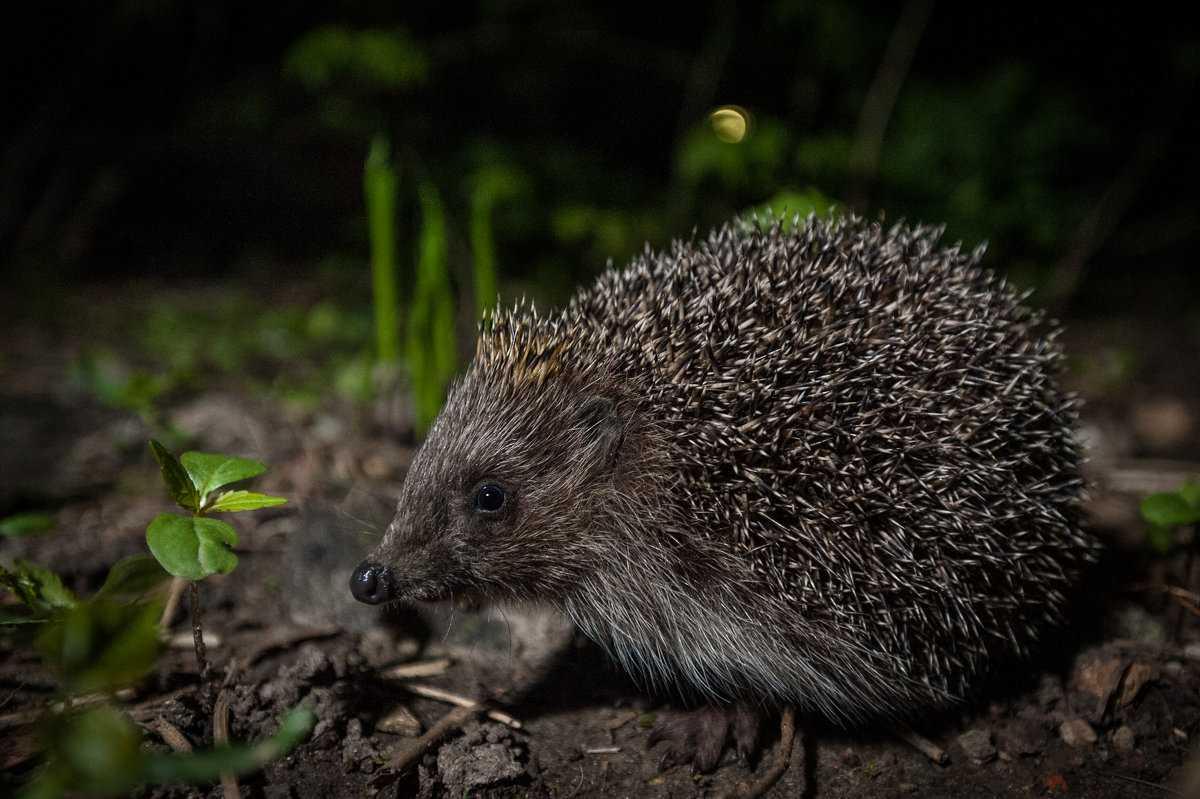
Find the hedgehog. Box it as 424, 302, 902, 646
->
351, 213, 1095, 771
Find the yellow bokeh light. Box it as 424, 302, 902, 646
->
709, 106, 750, 143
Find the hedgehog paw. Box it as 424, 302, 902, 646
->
646, 704, 766, 773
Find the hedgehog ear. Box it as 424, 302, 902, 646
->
577, 396, 624, 473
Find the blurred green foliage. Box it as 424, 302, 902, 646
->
1, 554, 170, 689
0, 512, 56, 538
679, 115, 791, 194
748, 188, 838, 227
69, 294, 374, 419
22, 704, 314, 799
37, 600, 164, 695
879, 67, 1091, 270
284, 26, 427, 93
1141, 481, 1200, 554
0, 560, 79, 617
70, 350, 173, 424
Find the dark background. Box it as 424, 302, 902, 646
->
3, 1, 1198, 316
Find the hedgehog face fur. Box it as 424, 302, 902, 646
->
364, 366, 627, 604
352, 214, 1096, 724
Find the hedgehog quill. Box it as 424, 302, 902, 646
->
351, 214, 1096, 775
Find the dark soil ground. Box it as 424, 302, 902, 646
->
2, 282, 1200, 798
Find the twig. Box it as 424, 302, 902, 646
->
583, 746, 621, 755
849, 0, 936, 207
0, 688, 135, 730
189, 582, 209, 684
160, 577, 187, 632
1044, 59, 1199, 313
893, 721, 947, 764
169, 630, 221, 649
401, 682, 522, 729
221, 658, 242, 689
723, 706, 797, 799
380, 658, 452, 679
214, 688, 240, 799
1098, 770, 1182, 796
1126, 582, 1200, 614
666, 0, 737, 223
1170, 582, 1200, 612
1175, 524, 1200, 639
0, 706, 49, 730
390, 704, 481, 774
605, 709, 639, 731
1045, 125, 1171, 312
674, 0, 736, 143
151, 717, 193, 753
1097, 459, 1200, 495
0, 686, 195, 732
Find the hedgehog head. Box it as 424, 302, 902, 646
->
350, 308, 629, 606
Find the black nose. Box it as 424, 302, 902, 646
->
350, 561, 394, 605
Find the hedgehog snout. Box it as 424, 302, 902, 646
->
349, 561, 396, 605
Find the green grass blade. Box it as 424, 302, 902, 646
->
365, 135, 400, 364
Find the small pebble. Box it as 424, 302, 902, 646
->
1111, 726, 1136, 752
1059, 719, 1097, 747
957, 729, 996, 764
1071, 654, 1123, 705
376, 705, 422, 736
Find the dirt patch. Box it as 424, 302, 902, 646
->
2, 303, 1200, 798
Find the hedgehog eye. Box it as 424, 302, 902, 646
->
473, 483, 506, 513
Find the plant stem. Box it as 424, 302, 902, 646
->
1175, 523, 1199, 641
189, 581, 209, 683
849, 0, 935, 208
365, 135, 400, 364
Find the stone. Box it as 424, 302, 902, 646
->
1111, 726, 1136, 752
957, 729, 996, 763
1059, 719, 1098, 747
376, 704, 422, 736
436, 722, 527, 793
